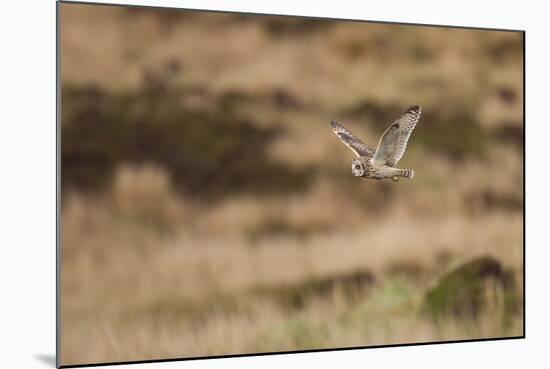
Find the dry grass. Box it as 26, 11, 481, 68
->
59, 3, 523, 366
60, 163, 523, 365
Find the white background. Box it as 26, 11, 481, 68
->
0, 0, 547, 368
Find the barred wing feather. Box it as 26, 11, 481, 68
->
372, 105, 421, 167
330, 121, 375, 157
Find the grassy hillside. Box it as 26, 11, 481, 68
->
60, 3, 523, 365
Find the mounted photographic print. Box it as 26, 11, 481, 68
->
57, 1, 524, 367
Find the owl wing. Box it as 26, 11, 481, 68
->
330, 121, 375, 157
372, 105, 421, 167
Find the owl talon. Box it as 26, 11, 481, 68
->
392, 176, 399, 182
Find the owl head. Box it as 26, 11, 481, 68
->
351, 158, 365, 177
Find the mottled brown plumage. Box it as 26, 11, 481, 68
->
331, 105, 421, 181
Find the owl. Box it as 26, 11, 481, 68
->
331, 105, 421, 181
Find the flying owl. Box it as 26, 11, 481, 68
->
331, 105, 421, 182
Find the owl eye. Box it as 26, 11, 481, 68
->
354, 164, 361, 170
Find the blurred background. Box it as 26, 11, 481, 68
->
60, 3, 523, 365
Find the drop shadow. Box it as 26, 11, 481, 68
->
34, 353, 56, 367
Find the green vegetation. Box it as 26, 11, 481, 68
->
62, 86, 312, 199
422, 256, 520, 325
254, 269, 374, 309
343, 100, 490, 160
59, 4, 523, 365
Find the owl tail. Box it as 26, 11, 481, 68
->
401, 169, 414, 179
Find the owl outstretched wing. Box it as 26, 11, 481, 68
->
330, 121, 375, 157
372, 105, 421, 167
